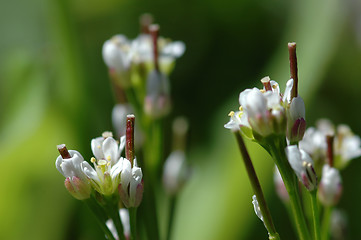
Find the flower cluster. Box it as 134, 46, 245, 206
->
225, 76, 305, 143
300, 119, 361, 169
224, 43, 360, 240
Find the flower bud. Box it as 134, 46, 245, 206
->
163, 151, 188, 195
286, 97, 306, 143
286, 145, 318, 191
56, 147, 91, 200
144, 70, 171, 119
318, 165, 342, 206
119, 159, 144, 208
64, 176, 91, 200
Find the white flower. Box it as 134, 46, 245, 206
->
286, 145, 317, 191
119, 158, 144, 208
162, 150, 188, 195
56, 149, 91, 200
318, 165, 342, 206
131, 34, 185, 73
91, 132, 125, 166
334, 124, 361, 164
102, 35, 133, 73
299, 120, 361, 168
81, 133, 126, 195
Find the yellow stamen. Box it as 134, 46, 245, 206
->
106, 156, 111, 161
228, 111, 235, 117
91, 157, 96, 163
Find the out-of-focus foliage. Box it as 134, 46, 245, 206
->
1, 0, 361, 239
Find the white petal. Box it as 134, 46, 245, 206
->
119, 209, 130, 237
119, 135, 126, 154
102, 137, 119, 165
81, 161, 100, 182
91, 137, 105, 160
110, 157, 124, 180
245, 88, 267, 119
285, 145, 303, 177
289, 97, 305, 121
162, 41, 185, 58
121, 159, 132, 190
283, 78, 293, 103
56, 155, 65, 177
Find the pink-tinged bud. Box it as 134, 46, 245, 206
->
286, 145, 318, 191
288, 118, 306, 143
64, 176, 91, 200
300, 161, 318, 191
119, 159, 144, 208
318, 165, 343, 206
144, 70, 171, 119
134, 180, 144, 207
287, 97, 306, 143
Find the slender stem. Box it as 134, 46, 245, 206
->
234, 131, 280, 239
84, 198, 116, 240
166, 196, 177, 240
326, 135, 334, 167
129, 207, 137, 240
310, 191, 321, 240
126, 115, 135, 165
288, 42, 298, 99
149, 24, 160, 72
321, 206, 332, 240
268, 137, 311, 240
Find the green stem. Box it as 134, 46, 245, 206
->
129, 207, 137, 240
166, 196, 177, 240
268, 137, 311, 240
104, 196, 126, 240
321, 206, 332, 240
234, 132, 280, 240
310, 191, 321, 240
84, 198, 116, 240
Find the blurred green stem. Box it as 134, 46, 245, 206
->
267, 137, 310, 240
234, 131, 280, 240
321, 206, 332, 240
84, 197, 116, 240
309, 191, 321, 240
166, 196, 177, 240
129, 207, 137, 240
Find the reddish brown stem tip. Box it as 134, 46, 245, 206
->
57, 144, 72, 159
149, 24, 160, 72
288, 42, 298, 99
126, 114, 135, 165
326, 135, 335, 167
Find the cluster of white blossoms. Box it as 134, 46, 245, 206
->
102, 31, 185, 82
56, 131, 143, 207
300, 119, 361, 168
225, 77, 305, 142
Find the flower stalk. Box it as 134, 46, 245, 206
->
267, 137, 311, 240
310, 191, 321, 240
234, 131, 280, 240
288, 42, 298, 99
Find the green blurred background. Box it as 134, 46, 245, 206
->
1, 0, 361, 239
